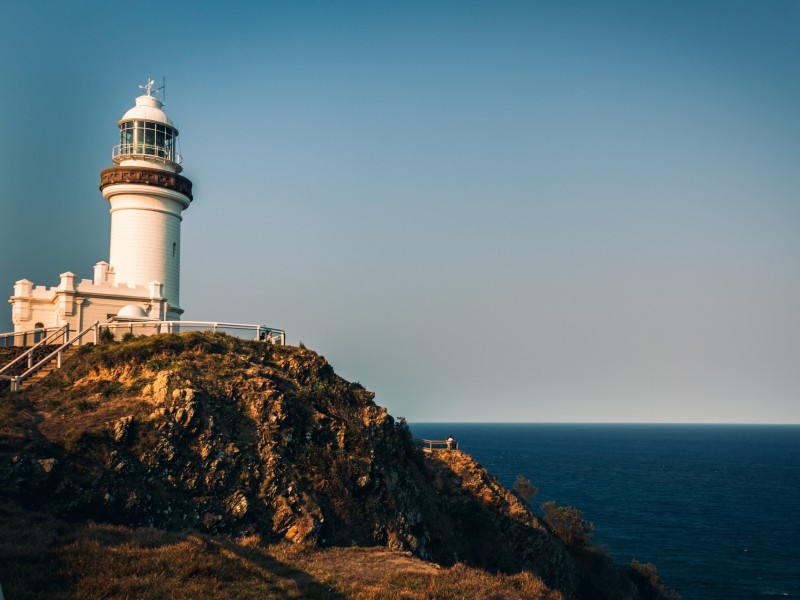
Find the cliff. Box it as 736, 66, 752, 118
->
0, 333, 669, 599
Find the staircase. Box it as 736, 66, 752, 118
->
17, 347, 81, 389
0, 322, 99, 392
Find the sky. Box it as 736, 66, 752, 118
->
1, 1, 798, 423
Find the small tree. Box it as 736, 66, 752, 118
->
512, 475, 539, 504
541, 500, 594, 546
629, 560, 681, 600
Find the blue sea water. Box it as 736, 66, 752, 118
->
409, 423, 800, 600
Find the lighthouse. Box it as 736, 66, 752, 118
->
6, 80, 284, 351
9, 81, 194, 331
99, 79, 193, 320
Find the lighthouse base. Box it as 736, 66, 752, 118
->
9, 262, 181, 340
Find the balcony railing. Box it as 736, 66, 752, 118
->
112, 143, 182, 166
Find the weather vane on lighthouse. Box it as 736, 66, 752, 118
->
139, 77, 165, 100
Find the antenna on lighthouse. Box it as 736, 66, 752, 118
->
154, 77, 166, 104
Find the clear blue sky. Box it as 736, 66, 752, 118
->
2, 1, 799, 423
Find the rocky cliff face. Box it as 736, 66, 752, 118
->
0, 333, 656, 599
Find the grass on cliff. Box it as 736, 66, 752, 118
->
0, 502, 561, 600
0, 333, 293, 438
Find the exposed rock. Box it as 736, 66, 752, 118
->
112, 416, 134, 443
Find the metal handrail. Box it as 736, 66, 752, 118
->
103, 320, 286, 345
0, 326, 66, 348
10, 322, 99, 392
0, 324, 69, 377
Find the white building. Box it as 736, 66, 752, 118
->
8, 80, 193, 334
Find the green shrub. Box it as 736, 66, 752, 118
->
145, 357, 171, 371
512, 475, 538, 503
98, 327, 115, 345
540, 501, 593, 546
629, 559, 681, 599
75, 399, 96, 413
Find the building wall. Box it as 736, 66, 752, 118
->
9, 267, 170, 341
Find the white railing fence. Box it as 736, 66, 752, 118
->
101, 321, 285, 345
414, 438, 460, 451
0, 326, 68, 348
0, 324, 70, 379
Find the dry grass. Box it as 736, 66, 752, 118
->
0, 502, 561, 600
274, 545, 563, 599
0, 502, 338, 599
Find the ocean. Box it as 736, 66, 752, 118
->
409, 423, 800, 600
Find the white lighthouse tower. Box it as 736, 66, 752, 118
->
99, 79, 193, 320
8, 80, 193, 332
7, 81, 284, 354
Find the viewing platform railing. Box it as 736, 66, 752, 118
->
102, 320, 286, 345
414, 438, 459, 451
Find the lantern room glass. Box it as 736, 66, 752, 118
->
119, 120, 177, 162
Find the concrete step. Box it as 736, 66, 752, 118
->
18, 346, 83, 389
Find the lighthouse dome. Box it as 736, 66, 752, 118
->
119, 94, 176, 129
117, 304, 148, 319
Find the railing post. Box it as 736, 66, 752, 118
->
57, 349, 62, 368
93, 322, 98, 345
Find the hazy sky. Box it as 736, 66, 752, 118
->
1, 1, 798, 423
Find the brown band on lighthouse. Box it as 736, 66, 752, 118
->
100, 166, 193, 201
